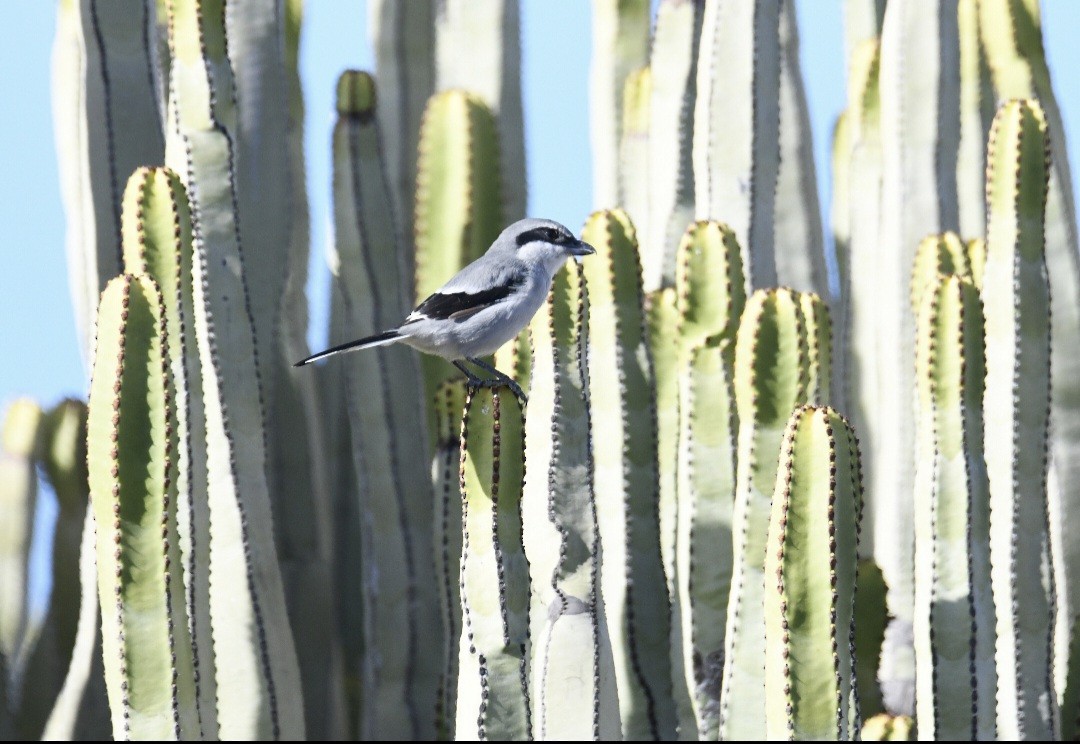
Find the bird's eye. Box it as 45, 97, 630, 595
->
544, 228, 562, 243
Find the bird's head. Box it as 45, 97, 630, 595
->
498, 218, 595, 274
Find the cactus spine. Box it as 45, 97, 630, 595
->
581, 209, 676, 739
456, 388, 531, 741
912, 273, 996, 739
764, 405, 862, 740
720, 286, 811, 739
983, 98, 1055, 740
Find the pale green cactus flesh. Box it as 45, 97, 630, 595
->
619, 66, 651, 247
165, 2, 305, 737
842, 39, 882, 568
369, 0, 436, 279
966, 237, 986, 291
831, 111, 852, 411
775, 0, 828, 298
855, 559, 888, 719
720, 286, 810, 739
590, 0, 651, 208
526, 261, 612, 740
646, 287, 679, 599
14, 400, 88, 739
693, 0, 781, 288
764, 405, 862, 740
118, 167, 215, 731
874, 0, 962, 713
980, 0, 1080, 711
414, 89, 504, 416
53, 0, 165, 361
643, 0, 704, 292
862, 713, 916, 741
912, 274, 996, 739
87, 274, 199, 740
843, 0, 886, 62
983, 98, 1056, 740
956, 0, 994, 240
456, 388, 531, 741
333, 70, 441, 741
0, 399, 42, 673
433, 380, 467, 740
435, 0, 526, 222
798, 291, 832, 405
581, 209, 676, 740
671, 219, 745, 739
909, 232, 971, 318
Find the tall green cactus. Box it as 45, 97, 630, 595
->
720, 286, 812, 739
118, 166, 215, 730
165, 2, 304, 736
435, 0, 526, 222
909, 232, 971, 318
619, 66, 651, 246
643, 0, 704, 292
693, 0, 781, 288
0, 398, 42, 677
524, 262, 613, 739
414, 89, 504, 413
15, 400, 93, 739
590, 0, 651, 209
433, 380, 467, 739
52, 0, 165, 360
912, 273, 996, 739
764, 405, 862, 740
873, 0, 962, 714
671, 220, 745, 739
980, 1, 1080, 709
983, 98, 1056, 740
456, 387, 531, 741
87, 274, 199, 739
331, 70, 441, 740
581, 209, 676, 740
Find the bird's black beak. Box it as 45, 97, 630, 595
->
570, 239, 596, 257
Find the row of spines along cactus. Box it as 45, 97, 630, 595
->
2, 0, 1079, 740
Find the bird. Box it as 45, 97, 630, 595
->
294, 217, 596, 402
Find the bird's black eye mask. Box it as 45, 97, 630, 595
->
515, 226, 570, 247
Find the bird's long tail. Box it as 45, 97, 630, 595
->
293, 330, 401, 367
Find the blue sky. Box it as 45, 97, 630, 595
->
2, 0, 1079, 409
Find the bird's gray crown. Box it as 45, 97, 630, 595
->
495, 217, 577, 251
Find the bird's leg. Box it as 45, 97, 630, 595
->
466, 357, 527, 404
452, 359, 489, 388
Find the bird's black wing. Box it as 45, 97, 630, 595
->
404, 273, 526, 323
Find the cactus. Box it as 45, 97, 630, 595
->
414, 89, 504, 414
956, 0, 994, 240
456, 387, 531, 741
799, 291, 832, 405
912, 273, 996, 739
52, 0, 165, 360
14, 400, 96, 740
590, 0, 651, 208
0, 399, 42, 679
983, 98, 1056, 740
433, 381, 468, 738
979, 0, 1080, 709
331, 70, 442, 740
842, 0, 886, 62
855, 559, 888, 719
643, 0, 704, 292
435, 0, 526, 223
581, 209, 676, 740
670, 220, 745, 739
966, 237, 987, 291
165, 1, 305, 736
618, 67, 651, 246
764, 405, 862, 740
873, 0, 962, 714
775, 0, 828, 298
909, 232, 971, 318
86, 274, 199, 739
524, 261, 613, 739
693, 0, 781, 288
862, 713, 916, 741
720, 286, 811, 739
